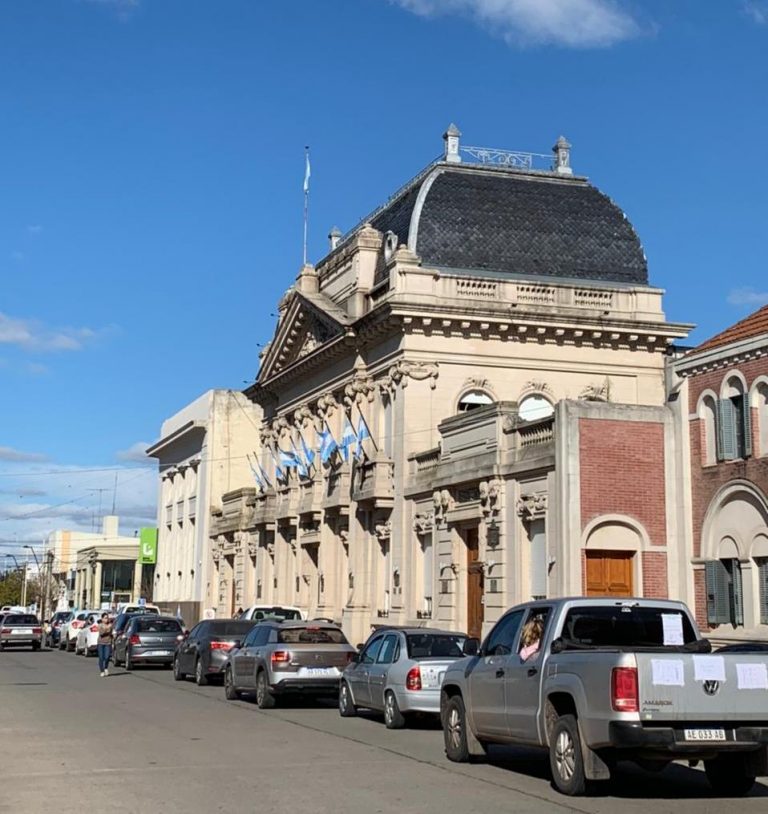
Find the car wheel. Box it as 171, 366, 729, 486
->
338, 681, 357, 717
384, 690, 406, 729
114, 649, 123, 667
194, 658, 208, 686
549, 714, 587, 796
255, 670, 276, 709
443, 694, 471, 762
124, 649, 132, 671
173, 657, 186, 681
705, 754, 756, 796
224, 666, 240, 700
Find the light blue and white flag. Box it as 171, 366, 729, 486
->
278, 446, 299, 470
270, 446, 286, 482
303, 149, 311, 194
299, 430, 316, 470
339, 415, 358, 463
319, 423, 337, 465
355, 413, 373, 460
255, 456, 272, 489
291, 438, 309, 479
247, 453, 265, 492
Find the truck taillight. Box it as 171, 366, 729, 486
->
271, 650, 290, 664
129, 634, 141, 646
611, 667, 639, 712
406, 666, 422, 691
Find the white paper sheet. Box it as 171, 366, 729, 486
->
651, 658, 685, 687
736, 662, 768, 690
661, 613, 684, 646
693, 655, 726, 682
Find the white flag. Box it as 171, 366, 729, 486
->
303, 150, 311, 194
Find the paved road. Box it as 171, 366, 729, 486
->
1, 647, 766, 814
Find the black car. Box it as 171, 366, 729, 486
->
114, 615, 184, 670
46, 611, 73, 648
718, 641, 768, 653
174, 619, 258, 685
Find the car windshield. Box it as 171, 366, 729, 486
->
277, 626, 347, 644
208, 621, 256, 636
5, 614, 39, 625
406, 634, 466, 659
135, 619, 182, 633
562, 606, 698, 648
53, 612, 72, 622
251, 607, 302, 621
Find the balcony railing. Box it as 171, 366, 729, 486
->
517, 417, 555, 449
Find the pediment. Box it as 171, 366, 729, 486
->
258, 292, 350, 381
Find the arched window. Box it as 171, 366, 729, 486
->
457, 390, 493, 413
700, 395, 717, 466
717, 375, 751, 460
518, 394, 554, 422
757, 381, 768, 458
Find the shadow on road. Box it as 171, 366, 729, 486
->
484, 744, 768, 800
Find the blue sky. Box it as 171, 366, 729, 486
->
0, 0, 766, 555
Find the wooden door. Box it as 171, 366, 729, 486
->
585, 551, 633, 597
466, 527, 484, 639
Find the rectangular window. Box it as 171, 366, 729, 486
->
422, 534, 433, 617
705, 559, 744, 627
529, 518, 547, 600
176, 500, 184, 525
165, 504, 172, 527
187, 496, 196, 520
717, 397, 752, 461
758, 558, 768, 626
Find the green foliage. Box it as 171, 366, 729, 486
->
0, 570, 23, 606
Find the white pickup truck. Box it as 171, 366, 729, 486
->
440, 597, 768, 796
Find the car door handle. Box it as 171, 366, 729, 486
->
495, 668, 505, 678
527, 667, 538, 677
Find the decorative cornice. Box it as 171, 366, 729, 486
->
379, 359, 439, 395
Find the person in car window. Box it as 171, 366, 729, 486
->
519, 616, 544, 662
97, 612, 114, 677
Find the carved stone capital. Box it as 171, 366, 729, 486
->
479, 479, 502, 516
412, 511, 434, 535
316, 392, 338, 419
516, 491, 548, 521
343, 369, 376, 407
379, 359, 439, 395
374, 519, 392, 542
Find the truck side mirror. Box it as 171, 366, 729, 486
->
462, 638, 480, 656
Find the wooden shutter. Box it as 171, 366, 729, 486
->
731, 559, 744, 627
758, 559, 768, 625
742, 397, 753, 458
717, 400, 737, 461
705, 560, 731, 625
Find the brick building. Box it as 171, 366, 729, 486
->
671, 304, 768, 640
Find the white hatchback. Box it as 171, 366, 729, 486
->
75, 613, 104, 656
62, 610, 101, 652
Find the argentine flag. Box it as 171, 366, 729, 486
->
356, 414, 372, 460
278, 447, 299, 470
299, 431, 316, 469
339, 416, 358, 463
319, 424, 337, 465
303, 149, 311, 194
270, 447, 286, 482
291, 439, 308, 479
247, 453, 265, 492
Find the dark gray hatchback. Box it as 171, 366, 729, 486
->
114, 615, 183, 669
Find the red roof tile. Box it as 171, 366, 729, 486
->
694, 304, 768, 353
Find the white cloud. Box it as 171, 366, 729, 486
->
0, 446, 49, 463
0, 312, 102, 353
116, 441, 152, 463
744, 1, 768, 24
390, 0, 641, 47
727, 287, 768, 307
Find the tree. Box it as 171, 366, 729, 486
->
0, 570, 23, 607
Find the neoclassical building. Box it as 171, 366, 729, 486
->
208, 126, 692, 644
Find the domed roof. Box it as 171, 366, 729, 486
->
368, 164, 648, 286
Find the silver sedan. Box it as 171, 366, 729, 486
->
339, 627, 466, 729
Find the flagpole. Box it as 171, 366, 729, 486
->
303, 145, 310, 266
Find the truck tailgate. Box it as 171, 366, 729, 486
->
636, 653, 768, 721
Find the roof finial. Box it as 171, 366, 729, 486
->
443, 123, 462, 164
328, 226, 342, 250
553, 135, 572, 175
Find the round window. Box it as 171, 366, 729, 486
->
518, 395, 554, 422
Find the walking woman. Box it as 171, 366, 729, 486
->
97, 612, 114, 677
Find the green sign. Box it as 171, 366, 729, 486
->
139, 527, 158, 565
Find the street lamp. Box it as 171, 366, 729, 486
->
23, 545, 41, 570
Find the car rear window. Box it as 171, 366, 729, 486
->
251, 607, 302, 621
209, 621, 256, 636
277, 626, 347, 644
4, 614, 39, 625
562, 606, 698, 648
406, 634, 466, 659
135, 619, 182, 633
54, 612, 73, 622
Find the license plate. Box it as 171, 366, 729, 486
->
143, 650, 172, 657
683, 728, 726, 742
302, 667, 336, 677
421, 668, 446, 689
12, 629, 33, 635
